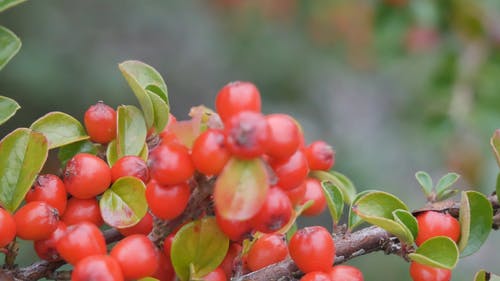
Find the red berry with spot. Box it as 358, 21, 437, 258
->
56, 222, 106, 265
118, 212, 153, 236
305, 141, 335, 171
265, 114, 301, 160
0, 208, 16, 248
247, 234, 288, 271
415, 211, 460, 246
289, 226, 335, 273
34, 222, 67, 261
72, 255, 124, 281
149, 143, 195, 186
26, 174, 67, 215
62, 197, 103, 226
225, 111, 270, 159
146, 180, 190, 220
300, 271, 332, 281
111, 155, 149, 183
192, 129, 231, 175
216, 211, 254, 241
300, 178, 327, 216
271, 149, 309, 190
63, 153, 111, 199
110, 234, 159, 280
202, 267, 227, 281
329, 265, 364, 281
84, 101, 117, 144
409, 262, 451, 281
215, 81, 261, 123
14, 201, 59, 241
250, 187, 292, 233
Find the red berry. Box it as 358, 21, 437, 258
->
56, 222, 106, 265
329, 265, 364, 281
305, 141, 335, 171
118, 212, 153, 236
271, 149, 309, 190
220, 243, 242, 279
265, 114, 301, 160
202, 267, 227, 281
192, 129, 231, 175
0, 208, 16, 248
162, 233, 175, 257
84, 101, 117, 144
26, 174, 67, 215
216, 211, 254, 241
149, 143, 195, 186
300, 271, 332, 281
289, 226, 335, 273
250, 187, 292, 233
215, 81, 261, 123
62, 197, 103, 226
72, 255, 124, 281
247, 234, 288, 271
300, 178, 327, 216
152, 252, 176, 281
146, 180, 190, 220
284, 182, 306, 206
415, 211, 460, 246
224, 111, 270, 159
63, 153, 111, 199
14, 201, 59, 241
409, 262, 451, 281
110, 234, 159, 280
34, 222, 67, 261
111, 155, 149, 183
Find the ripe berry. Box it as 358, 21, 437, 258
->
192, 129, 231, 175
56, 222, 106, 265
201, 267, 227, 281
225, 111, 270, 159
146, 180, 190, 220
247, 234, 288, 271
216, 211, 253, 241
72, 255, 124, 281
300, 271, 331, 281
284, 182, 306, 206
162, 233, 175, 257
300, 178, 327, 216
415, 211, 460, 246
220, 243, 242, 279
118, 212, 153, 236
63, 153, 111, 199
111, 155, 149, 183
305, 141, 335, 171
14, 201, 59, 241
265, 114, 301, 160
152, 252, 176, 281
250, 187, 292, 233
289, 226, 335, 273
329, 265, 364, 281
34, 222, 67, 261
271, 149, 309, 190
149, 143, 195, 186
110, 234, 159, 280
409, 262, 451, 281
215, 81, 261, 123
26, 174, 67, 215
0, 208, 16, 248
84, 101, 117, 144
62, 197, 103, 226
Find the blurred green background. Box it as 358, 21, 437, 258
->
1, 0, 500, 280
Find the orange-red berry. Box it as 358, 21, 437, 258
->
84, 101, 117, 144
63, 153, 111, 199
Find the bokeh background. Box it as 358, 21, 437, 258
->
1, 0, 500, 280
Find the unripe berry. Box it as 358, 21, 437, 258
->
84, 101, 117, 144
63, 153, 111, 199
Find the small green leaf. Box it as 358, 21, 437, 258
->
0, 26, 21, 71
490, 130, 500, 168
408, 236, 459, 269
415, 171, 433, 196
0, 96, 20, 126
0, 0, 27, 12
435, 172, 459, 195
458, 191, 493, 257
30, 112, 89, 149
285, 222, 298, 242
321, 180, 344, 226
171, 217, 229, 281
137, 278, 160, 281
348, 190, 376, 231
214, 157, 269, 220
0, 128, 48, 212
99, 176, 148, 228
116, 105, 147, 158
148, 90, 170, 133
474, 270, 500, 281
310, 170, 356, 204
106, 139, 118, 166
393, 209, 418, 243
437, 189, 459, 201
58, 139, 99, 167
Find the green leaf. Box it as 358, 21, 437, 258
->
106, 139, 147, 167
435, 172, 460, 195
458, 191, 493, 257
171, 217, 229, 281
214, 157, 269, 220
408, 236, 459, 270
148, 90, 170, 133
137, 278, 160, 281
99, 176, 148, 228
285, 222, 298, 242
437, 189, 459, 201
116, 105, 147, 158
58, 139, 99, 167
348, 190, 376, 231
0, 96, 20, 126
321, 180, 344, 226
0, 128, 48, 212
474, 270, 500, 281
310, 170, 356, 204
30, 112, 89, 149
490, 129, 500, 169
393, 209, 418, 243
0, 0, 27, 12
0, 26, 21, 71
415, 171, 433, 196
